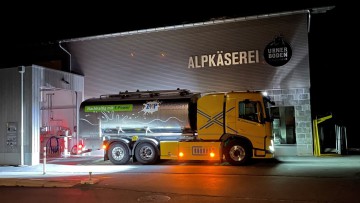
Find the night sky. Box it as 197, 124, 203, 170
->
1, 2, 338, 67
1, 2, 353, 145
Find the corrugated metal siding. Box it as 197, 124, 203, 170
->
0, 66, 84, 165
23, 66, 31, 165
34, 65, 84, 92
66, 13, 309, 99
0, 68, 21, 164
29, 66, 84, 165
28, 66, 40, 165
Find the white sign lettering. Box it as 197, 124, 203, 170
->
188, 50, 259, 68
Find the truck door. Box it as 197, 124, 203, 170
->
236, 99, 265, 138
236, 99, 267, 143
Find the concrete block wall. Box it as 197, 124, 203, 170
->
266, 88, 313, 156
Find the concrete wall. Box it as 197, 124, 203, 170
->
267, 88, 313, 156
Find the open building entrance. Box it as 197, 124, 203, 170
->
40, 88, 82, 159
271, 106, 296, 145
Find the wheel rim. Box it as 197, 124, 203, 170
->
138, 145, 154, 160
112, 146, 125, 161
229, 145, 246, 161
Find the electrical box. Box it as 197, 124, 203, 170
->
6, 122, 18, 152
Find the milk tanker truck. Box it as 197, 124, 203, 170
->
78, 89, 275, 166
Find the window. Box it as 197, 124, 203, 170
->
239, 100, 259, 122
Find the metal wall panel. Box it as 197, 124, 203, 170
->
0, 66, 84, 165
0, 67, 22, 165
66, 13, 310, 99
23, 66, 32, 165
34, 65, 84, 93
26, 66, 40, 165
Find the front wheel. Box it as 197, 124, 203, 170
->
224, 140, 251, 166
108, 142, 130, 165
134, 142, 159, 164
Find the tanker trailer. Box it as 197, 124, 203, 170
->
76, 89, 199, 159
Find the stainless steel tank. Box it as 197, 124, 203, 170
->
78, 90, 199, 151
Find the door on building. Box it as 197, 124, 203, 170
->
271, 106, 296, 145
40, 89, 80, 158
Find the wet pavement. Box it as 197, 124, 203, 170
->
1, 154, 360, 188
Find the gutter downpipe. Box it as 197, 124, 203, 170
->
18, 66, 25, 165
59, 42, 72, 72
307, 10, 311, 33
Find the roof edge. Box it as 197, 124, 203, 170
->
59, 6, 334, 44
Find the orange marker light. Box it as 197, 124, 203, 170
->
210, 152, 215, 158
102, 145, 107, 149
179, 152, 184, 157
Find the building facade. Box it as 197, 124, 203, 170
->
62, 11, 313, 156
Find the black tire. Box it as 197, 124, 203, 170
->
134, 142, 159, 164
108, 142, 130, 165
224, 140, 251, 166
70, 145, 78, 155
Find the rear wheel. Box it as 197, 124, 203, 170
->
108, 142, 130, 165
134, 142, 159, 164
224, 140, 251, 166
70, 145, 78, 155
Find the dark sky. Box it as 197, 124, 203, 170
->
1, 2, 337, 44
2, 2, 352, 140
1, 2, 338, 68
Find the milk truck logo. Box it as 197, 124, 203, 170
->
264, 35, 292, 67
139, 101, 161, 115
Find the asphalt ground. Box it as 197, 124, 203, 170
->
1, 153, 360, 188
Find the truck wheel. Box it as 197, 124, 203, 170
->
224, 140, 251, 166
108, 142, 130, 165
134, 142, 158, 164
